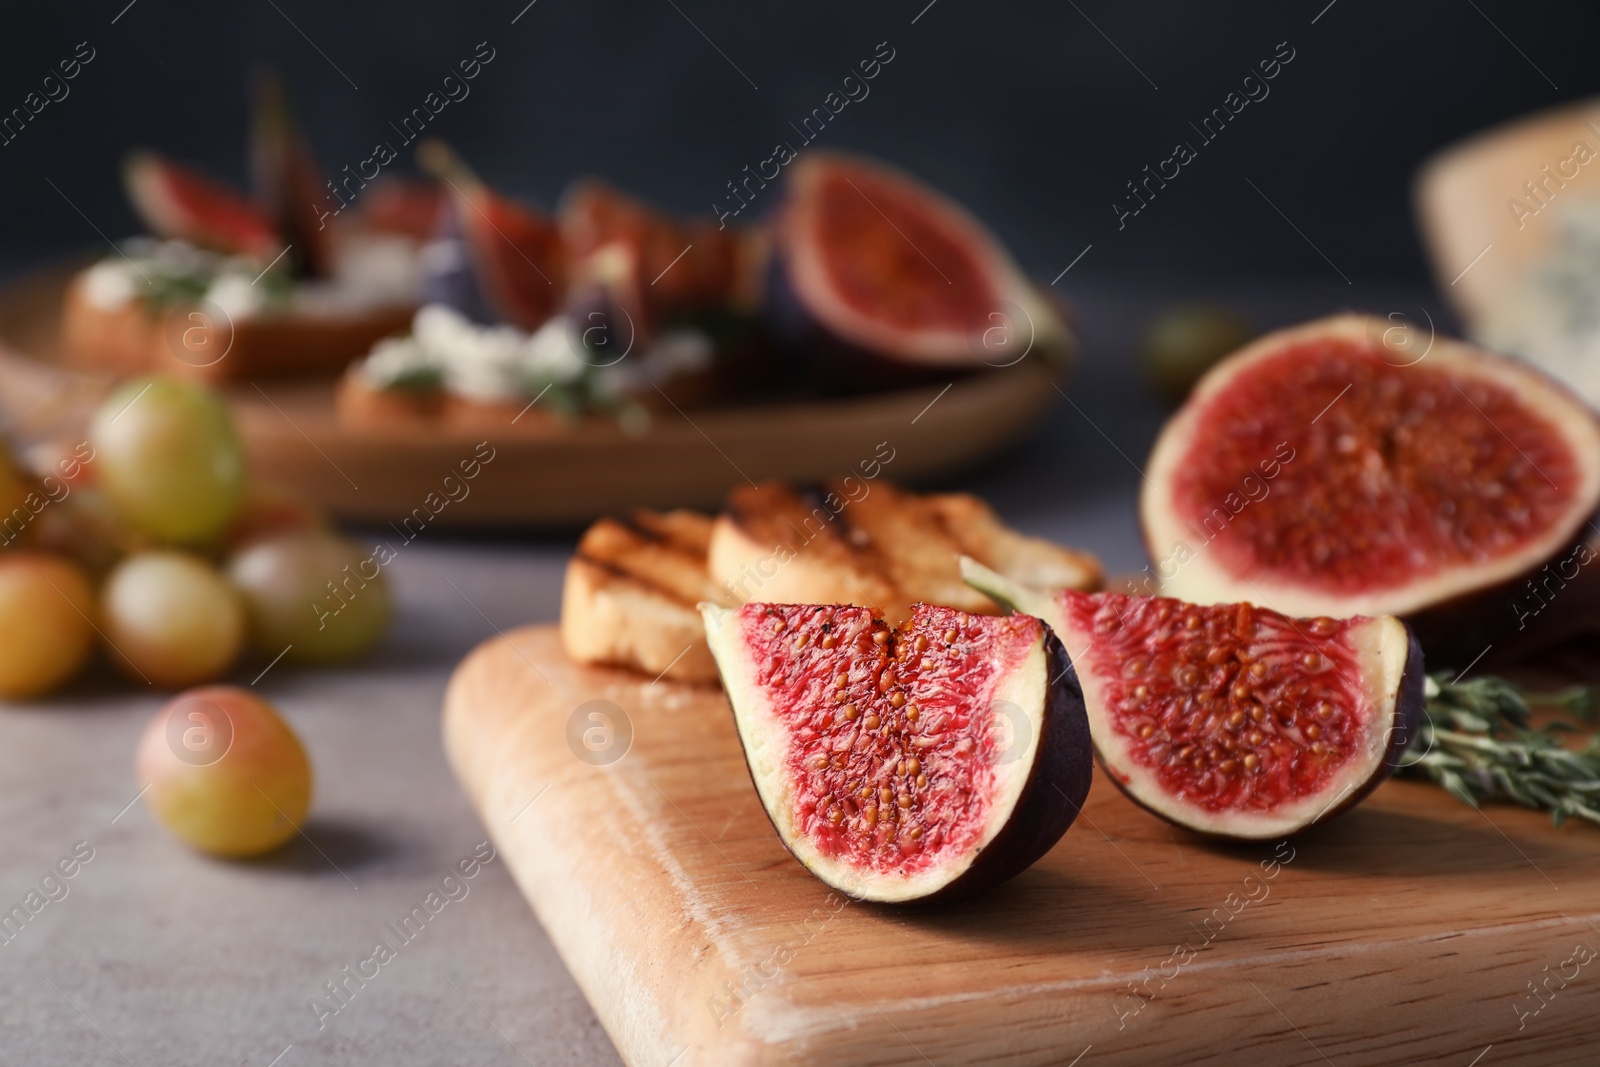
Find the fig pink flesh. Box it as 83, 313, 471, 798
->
1172, 336, 1582, 594
809, 169, 997, 333
129, 156, 278, 258
1061, 591, 1373, 813
455, 186, 564, 330
733, 602, 1040, 875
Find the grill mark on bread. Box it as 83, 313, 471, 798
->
709, 480, 1102, 624
627, 508, 715, 556
573, 552, 699, 608
574, 512, 721, 606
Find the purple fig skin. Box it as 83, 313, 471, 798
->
691, 310, 785, 400
732, 628, 1095, 905
924, 630, 1094, 901
767, 254, 1077, 396
562, 279, 648, 361
1297, 622, 1426, 828
249, 69, 333, 279
1380, 626, 1429, 780
419, 210, 499, 327
1092, 622, 1428, 842
1408, 524, 1600, 671
765, 254, 961, 394
764, 150, 1075, 396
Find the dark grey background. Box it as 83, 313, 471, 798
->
0, 0, 1595, 285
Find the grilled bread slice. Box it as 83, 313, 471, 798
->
709, 481, 1101, 622
560, 509, 731, 684
59, 273, 414, 383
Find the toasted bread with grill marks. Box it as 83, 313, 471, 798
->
59, 273, 415, 383
560, 509, 731, 684
708, 481, 1101, 622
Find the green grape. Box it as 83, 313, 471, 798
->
226, 531, 391, 666
1139, 303, 1256, 400
136, 685, 312, 857
0, 553, 96, 699
89, 376, 246, 545
102, 551, 244, 688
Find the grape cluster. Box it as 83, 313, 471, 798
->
0, 375, 391, 699
0, 374, 396, 859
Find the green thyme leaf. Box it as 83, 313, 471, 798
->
1401, 672, 1600, 828
138, 271, 212, 309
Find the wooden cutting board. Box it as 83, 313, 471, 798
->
443, 626, 1600, 1066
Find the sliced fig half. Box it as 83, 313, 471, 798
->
417, 140, 565, 330
700, 601, 1092, 903
358, 177, 445, 240
772, 151, 1068, 370
249, 70, 334, 277
123, 152, 280, 260
1142, 315, 1600, 662
964, 559, 1424, 840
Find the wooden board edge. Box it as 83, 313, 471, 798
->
443, 626, 776, 1065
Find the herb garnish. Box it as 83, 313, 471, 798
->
1401, 672, 1600, 827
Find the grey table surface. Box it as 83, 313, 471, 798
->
0, 275, 1434, 1066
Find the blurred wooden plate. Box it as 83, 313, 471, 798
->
1416, 95, 1600, 329
0, 264, 1066, 528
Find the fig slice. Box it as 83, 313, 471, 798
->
558, 178, 754, 327
1141, 314, 1600, 659
357, 177, 445, 241
249, 70, 335, 278
417, 140, 566, 330
700, 601, 1092, 903
963, 560, 1425, 840
123, 151, 281, 260
773, 151, 1068, 369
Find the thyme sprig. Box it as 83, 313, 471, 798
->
1400, 672, 1600, 828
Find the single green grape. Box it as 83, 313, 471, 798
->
227, 531, 391, 665
0, 553, 96, 699
89, 376, 246, 545
102, 551, 244, 688
1139, 303, 1256, 400
137, 685, 312, 857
